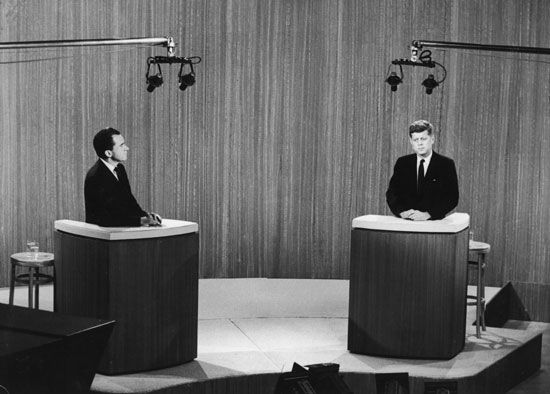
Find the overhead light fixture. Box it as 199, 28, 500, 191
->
421, 74, 439, 94
385, 64, 404, 92
145, 56, 201, 92
386, 47, 446, 94
178, 62, 195, 91
146, 58, 163, 92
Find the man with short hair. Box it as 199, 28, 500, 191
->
386, 120, 458, 221
84, 127, 161, 227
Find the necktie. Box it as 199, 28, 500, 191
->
114, 164, 123, 181
417, 159, 425, 193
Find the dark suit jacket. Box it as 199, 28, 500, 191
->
386, 151, 459, 220
84, 160, 147, 226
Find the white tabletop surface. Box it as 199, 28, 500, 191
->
11, 252, 54, 262
55, 219, 198, 240
352, 212, 469, 233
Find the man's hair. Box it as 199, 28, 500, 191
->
408, 120, 433, 137
93, 127, 121, 159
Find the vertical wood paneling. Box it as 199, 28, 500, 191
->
446, 1, 550, 299
0, 0, 549, 318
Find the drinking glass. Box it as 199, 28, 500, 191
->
26, 240, 39, 258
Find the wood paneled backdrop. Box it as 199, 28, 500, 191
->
0, 1, 549, 319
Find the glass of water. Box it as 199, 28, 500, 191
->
26, 240, 39, 257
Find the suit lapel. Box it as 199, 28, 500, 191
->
408, 154, 417, 186
116, 164, 131, 189
424, 152, 439, 180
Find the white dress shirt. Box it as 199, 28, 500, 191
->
100, 158, 119, 180
416, 152, 433, 179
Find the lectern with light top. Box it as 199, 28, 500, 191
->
348, 213, 469, 359
54, 219, 199, 374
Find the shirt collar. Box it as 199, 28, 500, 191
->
417, 151, 433, 168
100, 158, 119, 174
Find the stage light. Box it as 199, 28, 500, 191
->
146, 58, 163, 93
386, 72, 402, 92
178, 62, 195, 91
178, 74, 195, 91
385, 64, 404, 92
421, 74, 439, 95
146, 75, 163, 92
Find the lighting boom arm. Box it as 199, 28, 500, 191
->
387, 39, 550, 94
0, 37, 171, 51
412, 40, 550, 55
0, 36, 201, 93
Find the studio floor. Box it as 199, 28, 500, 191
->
1, 279, 549, 393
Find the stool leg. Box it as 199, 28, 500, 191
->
34, 268, 40, 310
28, 267, 34, 309
9, 264, 15, 305
476, 257, 482, 338
480, 255, 486, 331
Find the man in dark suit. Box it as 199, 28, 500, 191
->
386, 120, 458, 220
84, 127, 161, 227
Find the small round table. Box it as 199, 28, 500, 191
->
9, 252, 55, 310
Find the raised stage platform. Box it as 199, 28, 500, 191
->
1, 279, 546, 393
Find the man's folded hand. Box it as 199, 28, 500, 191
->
149, 212, 162, 226
409, 210, 431, 221
140, 213, 163, 226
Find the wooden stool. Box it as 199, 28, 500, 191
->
467, 240, 490, 338
9, 252, 55, 310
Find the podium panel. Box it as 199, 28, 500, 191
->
348, 213, 469, 359
0, 304, 114, 393
54, 219, 199, 374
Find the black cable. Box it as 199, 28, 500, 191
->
432, 61, 447, 83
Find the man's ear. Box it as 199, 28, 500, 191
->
105, 150, 113, 158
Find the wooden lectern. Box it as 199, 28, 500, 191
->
348, 213, 469, 359
54, 219, 199, 374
